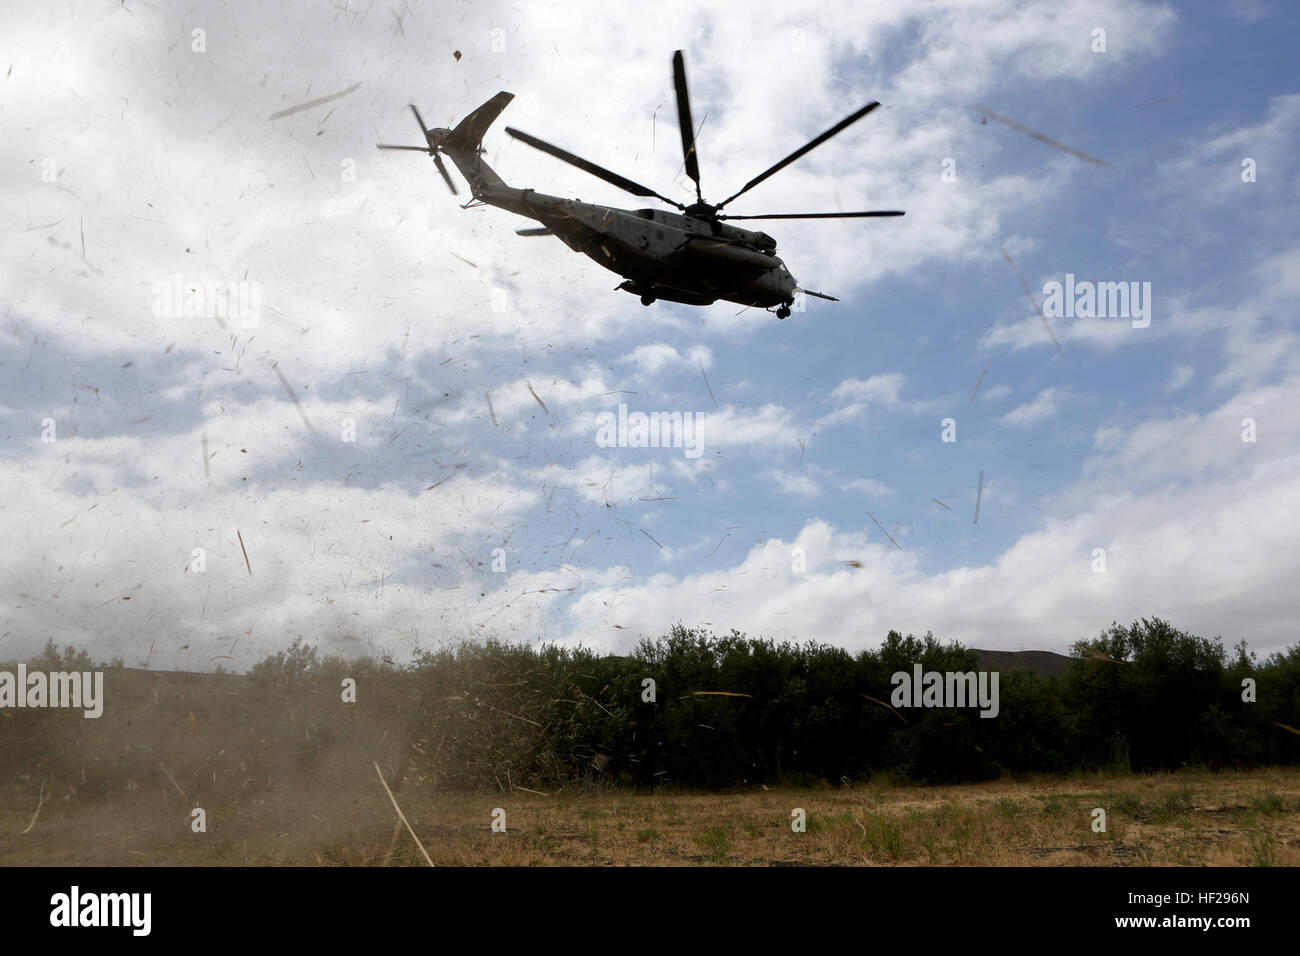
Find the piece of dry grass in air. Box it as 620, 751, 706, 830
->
1001, 249, 1064, 356
862, 693, 909, 724
865, 509, 902, 550
374, 761, 434, 867
237, 529, 252, 574
20, 782, 52, 835
972, 104, 1108, 165
526, 380, 549, 415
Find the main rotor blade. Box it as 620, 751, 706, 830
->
719, 210, 905, 220
377, 144, 435, 152
672, 51, 702, 200
504, 126, 685, 209
433, 153, 459, 195
716, 101, 881, 209
409, 104, 431, 140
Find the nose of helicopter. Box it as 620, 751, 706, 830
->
778, 262, 798, 301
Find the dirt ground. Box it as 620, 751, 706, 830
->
2, 766, 1297, 866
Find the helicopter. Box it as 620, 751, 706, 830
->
377, 51, 904, 319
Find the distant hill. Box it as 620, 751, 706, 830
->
973, 649, 1073, 676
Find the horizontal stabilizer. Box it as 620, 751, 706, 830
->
516, 227, 554, 237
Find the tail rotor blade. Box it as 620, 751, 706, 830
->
433, 153, 459, 195
410, 104, 432, 141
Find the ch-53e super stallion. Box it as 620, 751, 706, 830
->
378, 51, 904, 319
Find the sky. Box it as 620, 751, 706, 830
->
2, 0, 1298, 671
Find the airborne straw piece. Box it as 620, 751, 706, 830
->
865, 509, 902, 551
972, 104, 1108, 165
268, 82, 361, 120
1002, 250, 1064, 356
272, 362, 316, 432
374, 761, 434, 867
526, 380, 549, 415
237, 530, 252, 574
699, 360, 717, 407
862, 693, 909, 724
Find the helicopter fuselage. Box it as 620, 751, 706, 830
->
479, 185, 798, 309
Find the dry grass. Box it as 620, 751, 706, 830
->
3, 766, 1298, 866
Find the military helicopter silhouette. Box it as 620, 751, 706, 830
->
378, 51, 903, 319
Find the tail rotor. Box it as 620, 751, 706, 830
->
377, 104, 459, 195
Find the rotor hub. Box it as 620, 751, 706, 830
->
684, 201, 717, 221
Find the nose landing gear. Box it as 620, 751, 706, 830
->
640, 294, 656, 306
776, 302, 792, 319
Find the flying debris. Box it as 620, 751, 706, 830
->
378, 51, 905, 319
972, 104, 1108, 166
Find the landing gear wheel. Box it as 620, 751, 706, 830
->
776, 304, 791, 319
641, 295, 656, 306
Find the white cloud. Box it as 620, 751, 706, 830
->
841, 476, 895, 497
979, 384, 1012, 402
821, 373, 911, 426
764, 468, 822, 499
1002, 387, 1061, 427
1166, 365, 1194, 393
621, 343, 713, 374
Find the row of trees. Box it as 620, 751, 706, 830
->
365, 617, 1300, 787
9, 618, 1299, 793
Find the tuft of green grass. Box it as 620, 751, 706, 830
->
636, 827, 659, 844
1247, 829, 1277, 867
805, 811, 829, 834
1251, 792, 1284, 815
1038, 794, 1070, 816
861, 814, 904, 862
995, 797, 1019, 820
1113, 793, 1145, 816
692, 826, 732, 864
1150, 786, 1194, 824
